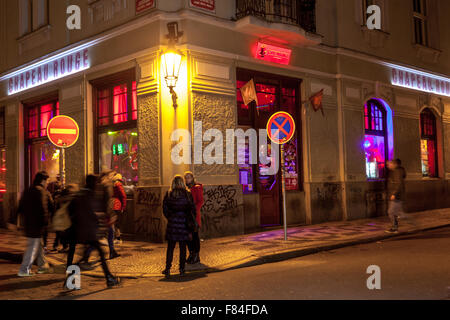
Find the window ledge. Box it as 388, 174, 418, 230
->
413, 44, 441, 64
361, 26, 390, 48
16, 25, 52, 56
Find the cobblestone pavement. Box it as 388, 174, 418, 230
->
1, 208, 449, 279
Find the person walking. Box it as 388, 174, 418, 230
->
65, 174, 120, 289
51, 184, 78, 253
78, 170, 120, 264
385, 159, 407, 233
184, 171, 204, 264
17, 171, 53, 277
162, 175, 196, 278
112, 173, 127, 245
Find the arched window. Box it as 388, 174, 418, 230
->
420, 108, 438, 177
364, 99, 387, 179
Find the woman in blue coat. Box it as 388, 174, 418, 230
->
162, 175, 196, 278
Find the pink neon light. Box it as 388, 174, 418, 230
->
255, 42, 291, 65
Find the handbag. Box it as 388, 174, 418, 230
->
52, 202, 72, 231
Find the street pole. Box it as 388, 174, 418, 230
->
281, 144, 287, 241
61, 146, 66, 189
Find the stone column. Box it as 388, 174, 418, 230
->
59, 79, 86, 186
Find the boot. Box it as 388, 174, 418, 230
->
106, 275, 120, 288
109, 250, 121, 260
162, 268, 170, 278
192, 252, 200, 264
186, 253, 194, 264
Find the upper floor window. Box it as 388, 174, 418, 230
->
19, 0, 49, 36
364, 99, 387, 179
413, 0, 428, 46
420, 108, 438, 177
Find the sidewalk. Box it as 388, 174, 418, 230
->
1, 208, 450, 279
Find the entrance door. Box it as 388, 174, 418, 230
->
237, 69, 301, 228
253, 81, 281, 226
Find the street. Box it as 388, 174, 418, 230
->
0, 226, 449, 300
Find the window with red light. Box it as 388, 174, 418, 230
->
364, 99, 387, 179
24, 99, 60, 187
26, 101, 59, 139
420, 108, 438, 177
92, 69, 138, 187
236, 70, 301, 193
94, 79, 137, 127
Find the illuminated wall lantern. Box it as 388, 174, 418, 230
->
161, 22, 184, 108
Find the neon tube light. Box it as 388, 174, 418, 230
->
5, 48, 90, 95
390, 66, 450, 97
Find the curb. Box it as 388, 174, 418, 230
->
73, 223, 450, 279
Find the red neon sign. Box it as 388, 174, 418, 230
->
255, 42, 292, 65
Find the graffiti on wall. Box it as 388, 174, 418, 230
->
134, 188, 163, 242
202, 185, 238, 214
200, 185, 243, 238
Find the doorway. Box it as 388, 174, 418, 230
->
237, 69, 302, 227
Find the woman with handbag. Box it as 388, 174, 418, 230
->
162, 175, 196, 278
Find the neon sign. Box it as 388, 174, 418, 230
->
255, 42, 291, 65
391, 67, 450, 97
5, 48, 90, 95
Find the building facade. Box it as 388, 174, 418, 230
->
0, 0, 449, 241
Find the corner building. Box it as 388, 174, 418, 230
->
0, 0, 449, 241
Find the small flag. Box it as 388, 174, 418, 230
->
309, 89, 324, 116
240, 79, 259, 106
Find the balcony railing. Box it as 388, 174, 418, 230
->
236, 0, 316, 33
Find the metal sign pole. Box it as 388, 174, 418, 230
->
61, 147, 66, 189
281, 144, 287, 241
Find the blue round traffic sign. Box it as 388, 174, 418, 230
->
266, 111, 296, 144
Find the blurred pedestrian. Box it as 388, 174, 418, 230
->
79, 170, 120, 264
112, 173, 127, 245
51, 184, 78, 253
65, 174, 120, 289
385, 159, 407, 233
17, 171, 52, 277
162, 175, 196, 278
184, 171, 204, 264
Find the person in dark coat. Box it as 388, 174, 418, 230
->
162, 175, 196, 278
385, 159, 407, 233
64, 174, 120, 289
17, 171, 52, 276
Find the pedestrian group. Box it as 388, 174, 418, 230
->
15, 169, 204, 289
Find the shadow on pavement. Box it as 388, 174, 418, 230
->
52, 287, 113, 300
0, 278, 64, 291
159, 271, 208, 283
386, 228, 450, 242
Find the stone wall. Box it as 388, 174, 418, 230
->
200, 184, 244, 239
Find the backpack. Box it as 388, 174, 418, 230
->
52, 201, 72, 231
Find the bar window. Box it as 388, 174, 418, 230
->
24, 100, 60, 186
420, 108, 438, 177
93, 70, 138, 187
364, 99, 387, 179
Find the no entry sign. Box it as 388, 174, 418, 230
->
266, 111, 296, 144
46, 115, 79, 148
